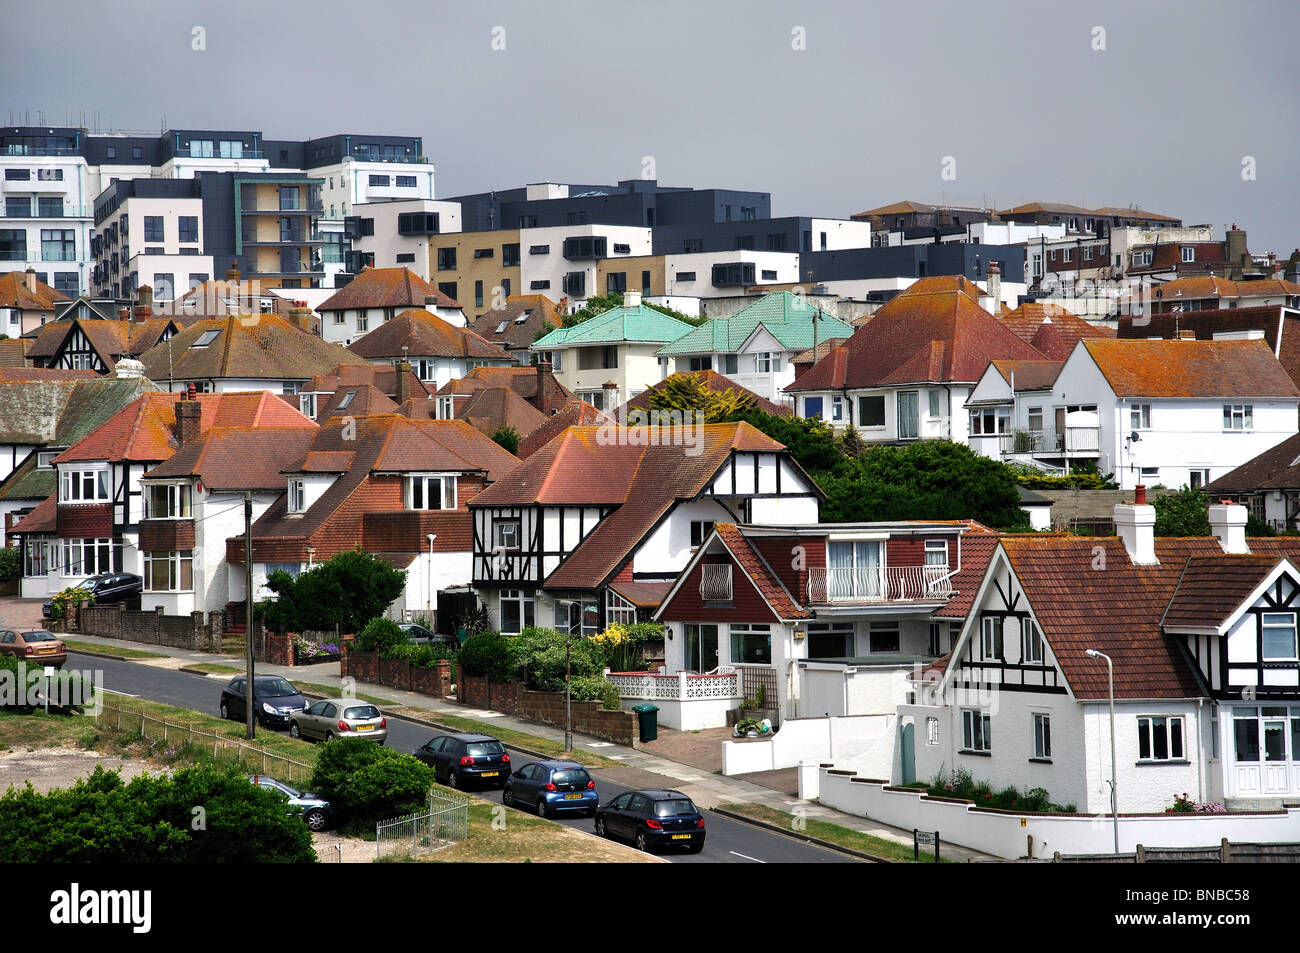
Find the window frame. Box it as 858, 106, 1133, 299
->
1261, 612, 1298, 661
1137, 715, 1186, 763
407, 474, 457, 511
980, 615, 1003, 659
1223, 404, 1254, 432
1032, 713, 1052, 760
961, 709, 991, 753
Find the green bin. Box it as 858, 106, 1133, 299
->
632, 704, 659, 742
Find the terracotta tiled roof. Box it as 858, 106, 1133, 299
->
317, 267, 456, 312
931, 533, 1002, 622
317, 383, 397, 419
143, 426, 320, 490
11, 493, 57, 533
615, 370, 792, 420
436, 365, 574, 412
455, 386, 548, 439
0, 366, 97, 381
607, 581, 673, 608
999, 302, 1115, 361
348, 308, 514, 362
26, 317, 179, 370
515, 400, 614, 458
1162, 555, 1283, 631
136, 314, 368, 383
53, 391, 316, 464
0, 272, 69, 311
1144, 277, 1300, 301
465, 295, 563, 353
0, 338, 29, 367
1080, 339, 1300, 398
303, 363, 432, 402
791, 340, 842, 366
853, 199, 943, 217
787, 280, 1045, 391
985, 359, 1064, 392
1207, 432, 1300, 493
715, 523, 809, 620
171, 279, 297, 318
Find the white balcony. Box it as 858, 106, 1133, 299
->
807, 565, 953, 604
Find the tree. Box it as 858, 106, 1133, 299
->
491, 425, 520, 455
562, 292, 705, 328
261, 548, 407, 634
1153, 486, 1211, 536
642, 373, 755, 423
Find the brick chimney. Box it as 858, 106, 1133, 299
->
134, 284, 153, 321
535, 360, 553, 415
22, 267, 36, 292
288, 304, 314, 333
395, 361, 413, 406
117, 308, 131, 320
623, 290, 642, 308
1209, 501, 1249, 554
1115, 485, 1157, 565
176, 383, 202, 446
424, 293, 440, 311
225, 265, 241, 282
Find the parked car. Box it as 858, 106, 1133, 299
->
413, 733, 511, 789
42, 573, 143, 619
289, 698, 387, 744
250, 775, 334, 832
219, 675, 306, 729
398, 622, 459, 646
595, 789, 705, 853
0, 629, 67, 668
502, 760, 598, 817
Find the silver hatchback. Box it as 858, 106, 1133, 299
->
289, 698, 388, 744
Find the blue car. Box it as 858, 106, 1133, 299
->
502, 760, 598, 818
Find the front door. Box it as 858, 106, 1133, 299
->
1263, 716, 1290, 794
684, 623, 718, 672
900, 720, 916, 785
897, 391, 919, 440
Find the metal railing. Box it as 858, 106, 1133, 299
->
376, 790, 469, 860
998, 427, 1101, 456
807, 565, 953, 603
700, 564, 733, 601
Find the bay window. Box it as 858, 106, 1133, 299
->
59, 468, 109, 503
62, 538, 117, 577
969, 406, 1011, 436
143, 483, 193, 519
144, 550, 194, 592
606, 589, 638, 628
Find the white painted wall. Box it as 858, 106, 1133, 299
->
519, 225, 652, 310
347, 199, 463, 281
721, 714, 893, 776
663, 250, 800, 298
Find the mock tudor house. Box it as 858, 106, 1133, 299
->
514, 400, 612, 459
25, 314, 181, 373
316, 266, 465, 344
648, 520, 999, 729
905, 496, 1300, 813
785, 275, 1047, 440
468, 422, 823, 637
13, 388, 316, 598
346, 307, 516, 389
227, 414, 520, 618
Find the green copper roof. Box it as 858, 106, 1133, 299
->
657, 291, 854, 355
532, 304, 695, 348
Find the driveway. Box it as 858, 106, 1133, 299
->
0, 597, 46, 630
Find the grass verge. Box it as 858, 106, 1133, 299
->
180, 662, 242, 675
63, 640, 168, 660
409, 801, 655, 863
292, 681, 392, 706
0, 708, 99, 750
718, 802, 951, 863
389, 708, 618, 767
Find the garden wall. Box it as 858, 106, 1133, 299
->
67, 602, 221, 652
459, 673, 637, 747
341, 649, 453, 698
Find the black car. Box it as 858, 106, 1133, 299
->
414, 733, 511, 789
42, 573, 143, 618
595, 789, 705, 853
398, 622, 459, 646
219, 675, 307, 729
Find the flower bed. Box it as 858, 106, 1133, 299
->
293, 637, 341, 666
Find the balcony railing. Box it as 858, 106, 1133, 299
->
700, 564, 733, 602
806, 565, 953, 604
997, 426, 1100, 456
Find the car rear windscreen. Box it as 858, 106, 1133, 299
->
344, 706, 380, 720
23, 631, 57, 642
466, 742, 504, 756
652, 799, 697, 817
552, 769, 590, 786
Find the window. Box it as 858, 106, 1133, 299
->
1189, 468, 1210, 489
969, 406, 1011, 436
981, 616, 1003, 658
502, 243, 519, 266
535, 351, 563, 372
612, 243, 631, 254
0, 229, 26, 261
925, 540, 948, 567
62, 538, 116, 577
144, 550, 193, 592
299, 393, 317, 418
395, 175, 417, 188
187, 272, 207, 291
1062, 248, 1072, 263
59, 469, 109, 503
928, 390, 942, 418
143, 483, 192, 519
408, 475, 456, 511
761, 269, 778, 281
756, 352, 779, 373
684, 623, 719, 671
962, 709, 991, 752
562, 236, 606, 260
143, 217, 164, 242
607, 271, 627, 293
499, 590, 535, 635
4, 168, 29, 180
335, 389, 356, 410
1223, 404, 1253, 432
54, 272, 78, 295
1133, 250, 1153, 267
561, 271, 585, 297
730, 623, 771, 664
721, 354, 739, 375
641, 270, 651, 294
494, 519, 522, 550
1021, 618, 1043, 663
1140, 466, 1160, 481
397, 212, 440, 235
806, 622, 852, 658
926, 717, 940, 745
41, 229, 75, 261
675, 271, 696, 282
178, 216, 198, 243
1027, 406, 1044, 432
1182, 247, 1195, 263
711, 262, 756, 286
802, 396, 823, 420
1137, 716, 1185, 762
1032, 713, 1051, 760
437, 282, 457, 302
37, 451, 58, 470
858, 395, 885, 428
473, 247, 494, 259
474, 280, 483, 308
437, 247, 457, 271
530, 280, 550, 290
606, 589, 637, 628
1031, 253, 1043, 277
688, 356, 712, 372
288, 479, 306, 513
689, 520, 714, 547
1261, 612, 1298, 661
528, 244, 550, 255
869, 622, 900, 653
1130, 404, 1151, 430
368, 174, 390, 187
831, 396, 845, 422
928, 622, 942, 656
24, 539, 49, 577
396, 253, 415, 264
37, 196, 63, 218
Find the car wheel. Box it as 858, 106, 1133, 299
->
636, 830, 649, 852
502, 786, 514, 807
595, 817, 607, 838
304, 809, 329, 832
447, 769, 459, 789
687, 842, 704, 854
289, 722, 301, 739
536, 797, 549, 818
219, 701, 230, 720
325, 731, 334, 742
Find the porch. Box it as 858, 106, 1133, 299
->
605, 664, 777, 731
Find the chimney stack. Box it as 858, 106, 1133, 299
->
424, 293, 440, 311
602, 379, 619, 409
1115, 485, 1158, 565
176, 384, 202, 446
134, 284, 153, 321
986, 260, 1001, 311
225, 265, 241, 282
22, 267, 35, 292
288, 304, 314, 333
395, 360, 413, 406
117, 308, 131, 320
535, 360, 553, 416
1209, 501, 1249, 554
622, 290, 642, 308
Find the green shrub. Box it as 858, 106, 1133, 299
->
49, 586, 93, 622
458, 630, 514, 682
0, 546, 19, 584
1246, 513, 1277, 537
309, 738, 435, 824
569, 674, 620, 709
354, 617, 406, 654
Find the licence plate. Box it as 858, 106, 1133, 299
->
480, 771, 499, 778
564, 793, 583, 800
39, 647, 56, 653
356, 724, 374, 731
671, 834, 691, 840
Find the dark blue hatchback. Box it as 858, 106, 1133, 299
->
595, 789, 705, 853
502, 760, 598, 817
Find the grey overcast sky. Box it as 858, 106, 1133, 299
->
4, 0, 1298, 251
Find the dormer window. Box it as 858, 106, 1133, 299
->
37, 451, 59, 470
144, 483, 192, 519
299, 393, 317, 418
59, 468, 109, 503
436, 397, 455, 420
408, 474, 455, 511
288, 479, 306, 514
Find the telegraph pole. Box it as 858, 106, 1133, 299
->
245, 491, 255, 740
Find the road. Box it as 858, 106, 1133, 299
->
76, 653, 862, 864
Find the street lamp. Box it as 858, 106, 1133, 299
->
554, 598, 580, 753
1084, 648, 1119, 854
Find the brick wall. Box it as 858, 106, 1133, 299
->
74, 602, 212, 651
459, 673, 636, 746
341, 649, 452, 697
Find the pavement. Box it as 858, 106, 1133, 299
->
0, 596, 996, 862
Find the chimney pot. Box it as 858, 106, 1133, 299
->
225, 265, 241, 282
1134, 484, 1147, 505
424, 294, 439, 309
176, 389, 202, 445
